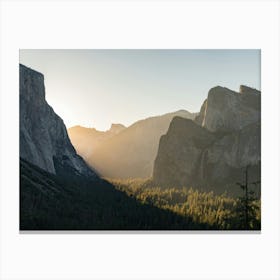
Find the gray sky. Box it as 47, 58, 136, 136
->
20, 49, 260, 131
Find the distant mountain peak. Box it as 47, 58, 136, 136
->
69, 125, 97, 132
174, 109, 191, 114
109, 123, 126, 133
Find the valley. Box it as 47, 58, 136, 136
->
19, 62, 261, 231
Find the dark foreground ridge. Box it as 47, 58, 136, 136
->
20, 158, 214, 230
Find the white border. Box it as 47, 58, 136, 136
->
1, 1, 280, 280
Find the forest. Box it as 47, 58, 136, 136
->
110, 178, 261, 230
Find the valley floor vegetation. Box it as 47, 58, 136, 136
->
20, 158, 260, 230
109, 178, 261, 230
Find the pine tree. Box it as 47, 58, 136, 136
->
236, 165, 260, 229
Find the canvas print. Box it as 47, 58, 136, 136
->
20, 49, 261, 230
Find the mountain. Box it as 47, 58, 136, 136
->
68, 123, 126, 160
20, 64, 97, 178
153, 86, 261, 197
83, 110, 198, 179
195, 85, 260, 132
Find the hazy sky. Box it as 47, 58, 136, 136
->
20, 49, 260, 131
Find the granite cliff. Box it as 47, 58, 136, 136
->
20, 64, 97, 178
195, 85, 260, 132
153, 86, 261, 196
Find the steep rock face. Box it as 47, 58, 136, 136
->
78, 110, 198, 179
153, 117, 216, 187
153, 118, 260, 195
20, 64, 97, 178
206, 122, 260, 169
153, 85, 261, 196
198, 86, 260, 132
68, 123, 126, 160
198, 121, 260, 195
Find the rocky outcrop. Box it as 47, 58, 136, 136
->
153, 85, 261, 196
84, 110, 198, 179
20, 64, 97, 178
196, 86, 260, 132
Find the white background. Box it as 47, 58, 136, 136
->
0, 0, 280, 279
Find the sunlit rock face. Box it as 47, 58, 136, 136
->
153, 86, 261, 196
20, 64, 97, 178
196, 86, 260, 132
